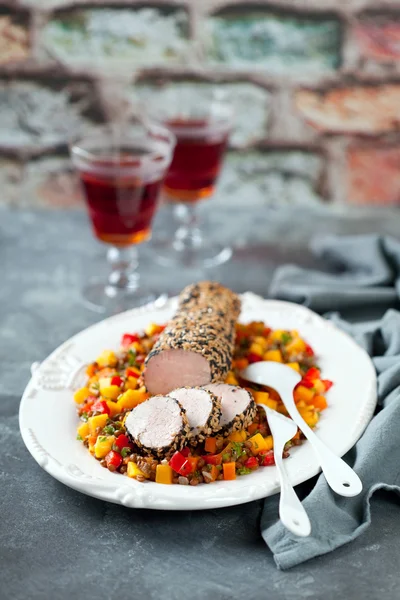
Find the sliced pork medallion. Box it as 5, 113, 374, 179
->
125, 395, 190, 459
144, 281, 241, 395
203, 383, 257, 436
168, 387, 221, 442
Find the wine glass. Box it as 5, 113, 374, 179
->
146, 87, 233, 268
70, 119, 175, 313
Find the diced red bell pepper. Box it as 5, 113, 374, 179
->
169, 451, 194, 476
105, 450, 122, 470
296, 378, 314, 389
244, 456, 259, 470
110, 376, 123, 387
202, 453, 222, 466
121, 333, 140, 348
180, 447, 190, 457
259, 450, 275, 466
126, 368, 140, 379
303, 367, 320, 382
263, 327, 271, 337
304, 343, 315, 357
114, 434, 134, 451
322, 379, 333, 391
248, 352, 263, 364
91, 400, 110, 415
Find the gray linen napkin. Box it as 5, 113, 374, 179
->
262, 234, 400, 570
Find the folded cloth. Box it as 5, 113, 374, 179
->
262, 234, 400, 570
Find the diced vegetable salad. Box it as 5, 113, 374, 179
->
74, 322, 332, 485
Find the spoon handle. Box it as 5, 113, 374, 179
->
282, 394, 362, 497
274, 438, 312, 537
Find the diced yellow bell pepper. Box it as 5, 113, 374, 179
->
77, 422, 90, 440
287, 362, 301, 373
88, 413, 108, 434
252, 390, 278, 411
313, 379, 325, 394
96, 350, 117, 368
118, 389, 148, 411
155, 464, 173, 484
145, 322, 162, 337
249, 342, 265, 356
127, 462, 148, 479
98, 377, 111, 389
100, 385, 121, 400
106, 400, 120, 418
294, 385, 315, 404
286, 338, 306, 355
131, 341, 143, 353
124, 377, 139, 391
228, 430, 247, 442
225, 371, 239, 386
253, 336, 268, 349
263, 349, 283, 363
299, 410, 319, 428
264, 435, 274, 451
269, 329, 285, 341
247, 433, 271, 454
94, 435, 115, 459
73, 387, 91, 404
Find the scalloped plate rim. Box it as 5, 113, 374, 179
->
19, 293, 377, 511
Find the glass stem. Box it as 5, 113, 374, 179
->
173, 203, 204, 251
106, 246, 139, 296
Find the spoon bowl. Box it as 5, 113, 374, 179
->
242, 361, 363, 498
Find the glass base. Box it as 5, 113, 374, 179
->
82, 277, 165, 315
153, 239, 232, 269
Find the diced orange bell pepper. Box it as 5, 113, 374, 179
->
233, 358, 249, 371
85, 363, 97, 377
313, 395, 328, 411
187, 456, 199, 472
247, 423, 259, 435
205, 437, 217, 454
223, 462, 236, 480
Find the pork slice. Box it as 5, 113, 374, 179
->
143, 349, 211, 396
168, 387, 221, 438
124, 395, 190, 458
203, 383, 257, 435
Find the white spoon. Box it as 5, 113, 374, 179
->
261, 403, 311, 537
242, 362, 363, 497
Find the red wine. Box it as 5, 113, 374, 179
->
163, 119, 229, 203
78, 149, 164, 246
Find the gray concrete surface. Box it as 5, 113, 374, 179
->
1, 205, 400, 600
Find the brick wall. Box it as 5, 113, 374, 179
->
1, 0, 400, 209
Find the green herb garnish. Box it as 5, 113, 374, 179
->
92, 382, 100, 391
81, 412, 88, 422
103, 425, 115, 435
121, 447, 131, 458
222, 453, 230, 462
281, 332, 292, 345
231, 442, 244, 458
127, 349, 137, 366
237, 467, 252, 476
76, 434, 83, 441
98, 436, 108, 443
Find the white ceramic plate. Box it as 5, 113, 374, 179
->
19, 293, 377, 511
